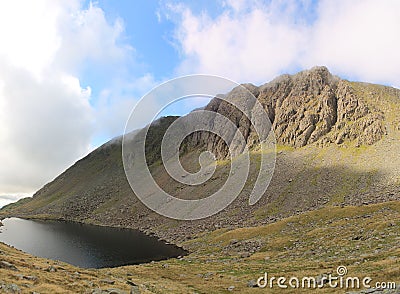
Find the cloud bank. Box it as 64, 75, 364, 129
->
0, 0, 132, 199
168, 0, 400, 87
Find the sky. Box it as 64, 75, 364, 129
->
0, 0, 399, 207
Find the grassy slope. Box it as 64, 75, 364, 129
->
1, 201, 399, 293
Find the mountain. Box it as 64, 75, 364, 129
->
1, 66, 399, 245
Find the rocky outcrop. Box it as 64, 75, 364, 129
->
189, 66, 387, 157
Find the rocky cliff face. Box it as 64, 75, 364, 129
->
189, 67, 387, 158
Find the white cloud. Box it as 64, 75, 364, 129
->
0, 0, 61, 78
168, 1, 306, 84
0, 0, 133, 201
55, 2, 133, 74
0, 66, 93, 194
304, 0, 400, 87
168, 0, 400, 87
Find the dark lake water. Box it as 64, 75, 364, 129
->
0, 217, 186, 268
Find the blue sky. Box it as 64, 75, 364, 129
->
88, 0, 178, 82
0, 0, 399, 205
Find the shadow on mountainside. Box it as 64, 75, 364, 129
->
1, 142, 398, 244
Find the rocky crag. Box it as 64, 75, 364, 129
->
189, 66, 387, 158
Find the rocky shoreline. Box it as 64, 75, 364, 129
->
3, 184, 399, 252
0, 214, 190, 255
0, 201, 399, 293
